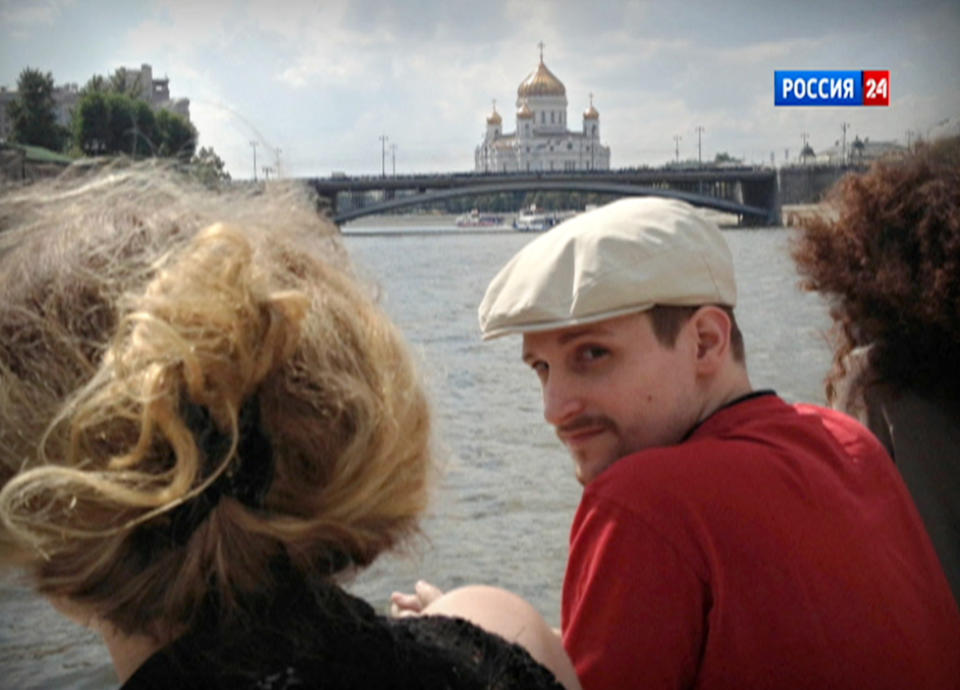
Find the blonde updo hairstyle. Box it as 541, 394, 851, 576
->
0, 162, 432, 638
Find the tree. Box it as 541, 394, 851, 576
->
156, 109, 197, 161
6, 67, 68, 151
72, 90, 111, 154
80, 68, 144, 99
80, 74, 106, 96
851, 136, 866, 161
800, 143, 816, 164
72, 91, 194, 160
73, 65, 196, 160
108, 67, 145, 99
190, 146, 231, 186
714, 152, 742, 165
127, 98, 158, 157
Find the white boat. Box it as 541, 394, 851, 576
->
513, 206, 579, 232
456, 209, 505, 227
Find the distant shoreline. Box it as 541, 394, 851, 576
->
339, 206, 794, 233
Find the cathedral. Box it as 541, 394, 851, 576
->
474, 46, 611, 173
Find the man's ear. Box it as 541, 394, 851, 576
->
690, 306, 731, 374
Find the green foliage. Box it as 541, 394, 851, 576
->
851, 137, 866, 160
156, 109, 197, 161
77, 68, 142, 98
6, 67, 69, 151
108, 67, 145, 98
130, 99, 158, 157
665, 158, 702, 168
72, 90, 195, 159
80, 74, 106, 95
72, 90, 109, 154
714, 151, 742, 164
189, 146, 231, 186
7, 64, 199, 162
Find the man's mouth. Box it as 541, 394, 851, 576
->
557, 417, 613, 447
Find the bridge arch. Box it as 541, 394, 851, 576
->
331, 180, 770, 225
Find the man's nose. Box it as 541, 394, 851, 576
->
542, 376, 584, 426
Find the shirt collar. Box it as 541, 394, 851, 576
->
681, 389, 778, 442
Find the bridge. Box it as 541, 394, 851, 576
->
307, 167, 782, 226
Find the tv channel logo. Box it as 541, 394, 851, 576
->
775, 70, 890, 106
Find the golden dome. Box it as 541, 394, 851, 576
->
583, 93, 599, 119
487, 109, 502, 125
517, 59, 566, 98
516, 101, 534, 119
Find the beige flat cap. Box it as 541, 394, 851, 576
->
478, 197, 737, 339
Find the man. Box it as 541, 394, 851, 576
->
473, 197, 960, 689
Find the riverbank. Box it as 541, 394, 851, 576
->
781, 203, 830, 227
340, 207, 748, 232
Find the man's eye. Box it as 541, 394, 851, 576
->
531, 361, 548, 375
580, 346, 609, 362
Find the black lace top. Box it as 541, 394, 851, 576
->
121, 585, 564, 690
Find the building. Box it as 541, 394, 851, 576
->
475, 47, 611, 173
0, 64, 189, 143
115, 63, 190, 121
0, 82, 78, 142
815, 137, 906, 165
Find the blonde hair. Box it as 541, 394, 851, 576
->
0, 161, 432, 636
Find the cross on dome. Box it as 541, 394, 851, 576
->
517, 42, 566, 98
486, 98, 502, 125
583, 92, 599, 119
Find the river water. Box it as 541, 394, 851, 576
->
0, 216, 833, 690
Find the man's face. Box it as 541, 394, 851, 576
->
522, 311, 702, 485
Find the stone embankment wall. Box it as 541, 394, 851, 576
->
773, 164, 865, 226
0, 147, 70, 185
777, 165, 862, 205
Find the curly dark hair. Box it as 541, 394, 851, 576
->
791, 135, 960, 402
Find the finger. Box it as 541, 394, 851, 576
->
390, 600, 420, 618
414, 580, 444, 605
389, 591, 424, 617
390, 591, 422, 608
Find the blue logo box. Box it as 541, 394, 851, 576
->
775, 70, 864, 106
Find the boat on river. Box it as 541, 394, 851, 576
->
513, 206, 579, 232
456, 209, 505, 227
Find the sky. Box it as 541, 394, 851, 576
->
2, 0, 958, 179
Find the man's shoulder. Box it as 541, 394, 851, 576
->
593, 395, 790, 487
585, 436, 743, 509
793, 401, 890, 458
586, 397, 886, 508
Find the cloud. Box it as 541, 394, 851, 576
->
6, 0, 954, 176
0, 0, 73, 38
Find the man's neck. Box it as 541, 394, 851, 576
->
696, 364, 754, 426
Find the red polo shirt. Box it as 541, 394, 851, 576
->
562, 393, 960, 689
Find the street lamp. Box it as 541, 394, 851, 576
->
673, 134, 682, 164
695, 126, 704, 165
840, 122, 850, 165
250, 141, 258, 181
379, 134, 389, 177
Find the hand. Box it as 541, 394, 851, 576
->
389, 580, 444, 618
